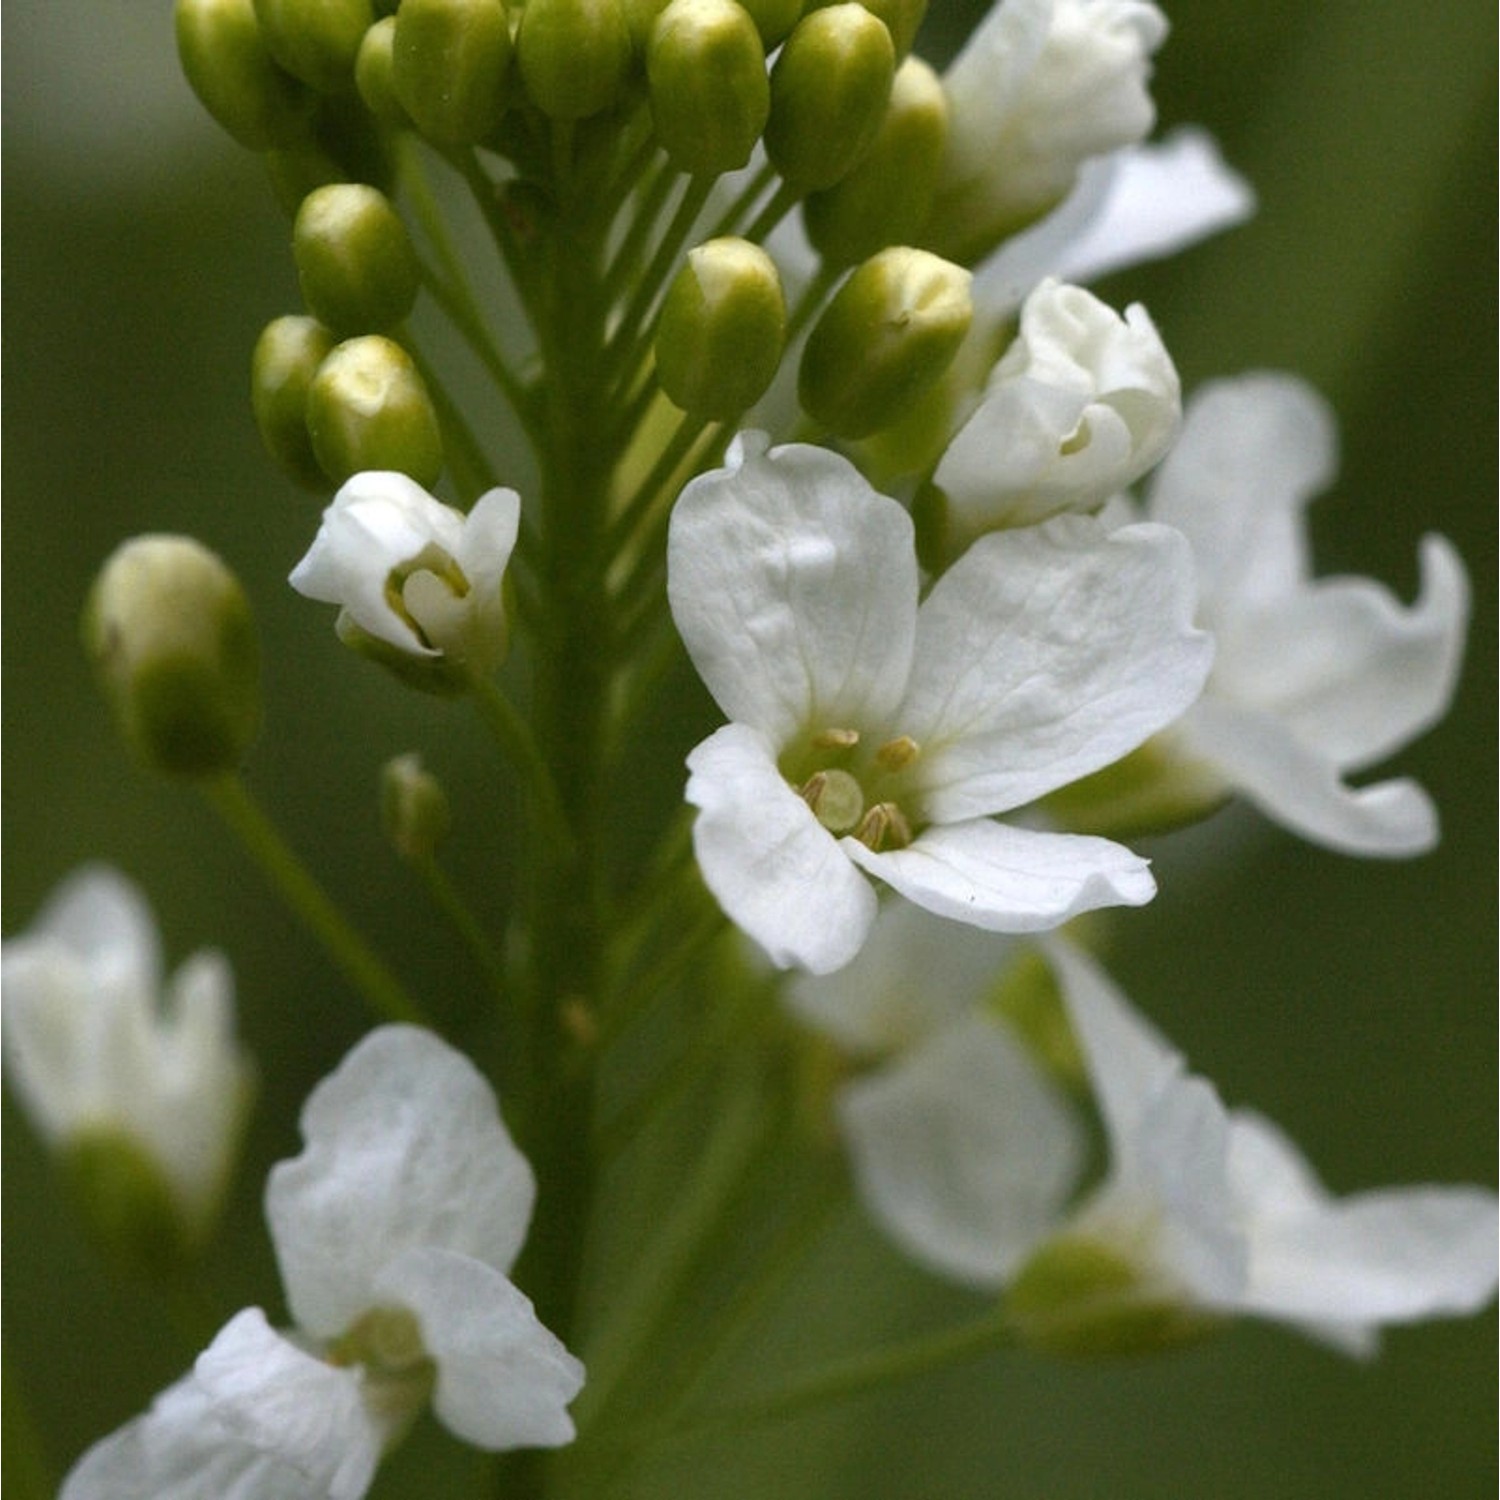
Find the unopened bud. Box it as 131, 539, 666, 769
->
1005, 1237, 1224, 1357
251, 314, 338, 488
393, 0, 514, 146
253, 0, 374, 92
175, 0, 312, 150
736, 0, 802, 47
648, 0, 769, 177
307, 336, 445, 487
799, 246, 971, 438
355, 17, 408, 128
265, 93, 397, 212
858, 0, 926, 58
61, 1131, 197, 1280
765, 3, 894, 191
519, 0, 632, 120
381, 753, 453, 860
83, 536, 262, 778
803, 55, 946, 266
293, 183, 420, 336
656, 238, 786, 417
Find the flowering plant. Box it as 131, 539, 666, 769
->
4, 1, 1494, 1496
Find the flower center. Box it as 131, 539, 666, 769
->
383, 545, 470, 648
787, 726, 922, 851
327, 1304, 438, 1437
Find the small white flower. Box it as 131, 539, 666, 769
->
667, 433, 1211, 974
1143, 373, 1469, 855
289, 472, 520, 680
933, 277, 1180, 543
1, 864, 251, 1247
61, 1026, 585, 1500
925, 0, 1169, 264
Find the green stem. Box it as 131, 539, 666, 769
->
201, 775, 428, 1027
602, 412, 718, 558
741, 180, 801, 248
704, 160, 776, 241
409, 855, 512, 1013
468, 675, 573, 861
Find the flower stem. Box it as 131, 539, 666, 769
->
200, 774, 428, 1027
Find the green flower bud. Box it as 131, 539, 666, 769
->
647, 0, 769, 178
622, 0, 670, 51
765, 3, 894, 191
656, 237, 786, 417
355, 16, 408, 127
799, 246, 972, 438
857, 0, 926, 58
264, 92, 397, 211
83, 536, 262, 779
293, 183, 420, 335
251, 314, 338, 488
1005, 1237, 1225, 1358
175, 0, 313, 150
519, 0, 632, 120
736, 0, 802, 47
306, 335, 445, 487
393, 0, 513, 146
252, 0, 374, 92
803, 55, 946, 266
60, 1130, 198, 1281
381, 752, 453, 860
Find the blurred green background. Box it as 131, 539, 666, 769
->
3, 1, 1493, 1496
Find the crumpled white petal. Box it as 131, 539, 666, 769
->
900, 515, 1210, 819
839, 1011, 1086, 1286
375, 1247, 586, 1451
266, 1025, 536, 1339
848, 819, 1155, 932
686, 723, 879, 975
668, 434, 919, 744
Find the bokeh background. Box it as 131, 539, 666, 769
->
4, 1, 1494, 1496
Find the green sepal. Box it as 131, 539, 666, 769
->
253, 0, 375, 93
264, 92, 397, 211
393, 0, 514, 147
251, 313, 338, 488
60, 1130, 198, 1280
381, 752, 454, 858
355, 16, 409, 128
306, 335, 445, 488
293, 182, 420, 335
518, 0, 633, 121
1043, 739, 1232, 843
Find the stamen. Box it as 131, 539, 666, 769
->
854, 801, 913, 852
874, 735, 920, 771
812, 726, 861, 750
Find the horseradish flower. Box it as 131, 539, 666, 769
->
667, 434, 1211, 974
1142, 373, 1469, 855
1, 865, 251, 1265
924, 0, 1168, 264
62, 1026, 585, 1499
931, 277, 1180, 546
289, 472, 520, 689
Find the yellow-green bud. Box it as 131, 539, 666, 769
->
307, 336, 445, 487
61, 1130, 197, 1281
83, 536, 262, 779
293, 183, 420, 335
799, 246, 971, 438
656, 238, 786, 417
1005, 1238, 1225, 1358
857, 0, 926, 58
765, 3, 894, 191
253, 0, 374, 92
736, 0, 802, 47
175, 0, 313, 150
647, 0, 769, 178
518, 0, 632, 120
355, 16, 408, 127
264, 93, 397, 211
803, 55, 946, 266
393, 0, 513, 146
251, 314, 338, 488
381, 753, 453, 860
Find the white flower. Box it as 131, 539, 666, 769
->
289, 472, 520, 681
62, 1026, 585, 1500
925, 0, 1169, 264
1, 864, 251, 1247
667, 433, 1212, 974
837, 936, 1499, 1352
933, 277, 1180, 543
1143, 373, 1469, 855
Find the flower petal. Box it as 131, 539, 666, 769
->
191, 1309, 384, 1500
1214, 534, 1468, 771
266, 1026, 536, 1338
668, 434, 918, 743
847, 819, 1155, 933
22, 863, 162, 990
900, 515, 1211, 819
686, 723, 877, 974
374, 1247, 585, 1451
1179, 696, 1438, 856
839, 1011, 1085, 1287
